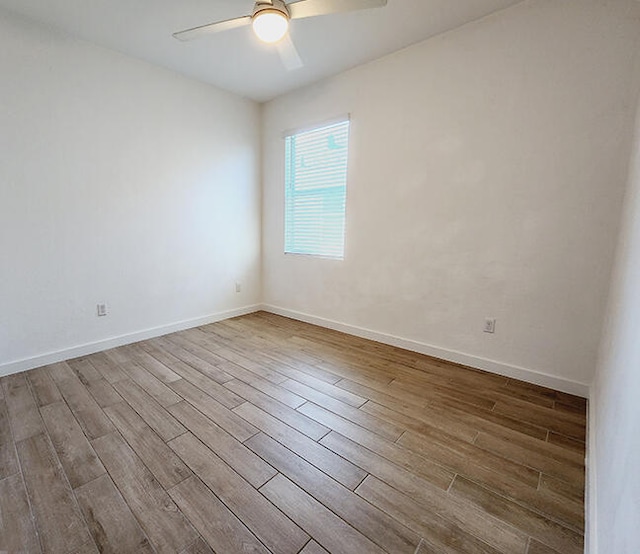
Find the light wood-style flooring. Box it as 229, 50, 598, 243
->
0, 312, 586, 554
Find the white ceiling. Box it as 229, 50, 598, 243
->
0, 0, 523, 102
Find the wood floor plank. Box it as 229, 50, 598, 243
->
85, 378, 123, 408
2, 374, 44, 442
320, 430, 454, 495
169, 476, 270, 554
246, 432, 420, 554
449, 476, 583, 554
397, 429, 579, 528
319, 432, 528, 554
68, 358, 103, 385
234, 402, 367, 490
473, 423, 583, 464
527, 539, 561, 553
112, 355, 183, 407
68, 541, 99, 554
180, 330, 288, 385
283, 334, 396, 381
261, 349, 342, 384
336, 378, 426, 409
91, 432, 197, 554
40, 402, 106, 489
474, 432, 584, 487
214, 359, 306, 408
170, 379, 257, 442
179, 537, 215, 554
152, 336, 234, 385
389, 378, 497, 411
0, 473, 40, 553
415, 538, 441, 554
547, 432, 585, 455
220, 336, 349, 392
395, 359, 509, 392
140, 341, 244, 409
361, 399, 478, 443
86, 352, 128, 384
260, 474, 387, 554
0, 400, 19, 479
122, 345, 182, 384
0, 313, 586, 552
483, 387, 557, 409
426, 397, 549, 442
25, 368, 62, 408
553, 401, 586, 416
164, 333, 231, 368
224, 370, 305, 409
293, 374, 368, 408
502, 380, 586, 411
113, 379, 186, 442
204, 345, 290, 386
356, 475, 504, 554
205, 323, 300, 368
47, 363, 114, 440
74, 473, 154, 554
178, 326, 290, 395
539, 473, 584, 504
299, 540, 330, 554
17, 433, 91, 553
280, 380, 405, 441
301, 348, 400, 385
536, 475, 584, 531
167, 401, 276, 488
493, 400, 586, 441
169, 432, 308, 554
397, 428, 540, 488
224, 379, 329, 440
104, 401, 192, 489
298, 402, 457, 489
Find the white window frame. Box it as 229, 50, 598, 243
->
283, 116, 351, 260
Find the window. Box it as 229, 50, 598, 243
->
284, 118, 350, 259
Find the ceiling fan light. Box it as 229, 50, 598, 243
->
252, 10, 289, 44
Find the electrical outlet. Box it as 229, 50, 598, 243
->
484, 318, 496, 334
97, 303, 108, 317
235, 282, 242, 293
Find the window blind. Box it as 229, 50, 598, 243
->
284, 118, 350, 259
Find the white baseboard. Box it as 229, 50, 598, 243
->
261, 304, 590, 398
585, 390, 597, 554
0, 304, 261, 377
2, 302, 591, 398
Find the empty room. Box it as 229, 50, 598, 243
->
1, 0, 639, 553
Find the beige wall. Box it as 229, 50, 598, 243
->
589, 85, 640, 554
262, 0, 640, 394
0, 10, 262, 374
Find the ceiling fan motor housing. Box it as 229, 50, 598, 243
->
253, 0, 290, 20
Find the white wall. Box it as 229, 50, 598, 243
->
589, 91, 640, 554
0, 9, 261, 374
262, 0, 640, 394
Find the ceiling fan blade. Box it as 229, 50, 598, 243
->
173, 15, 252, 42
287, 0, 387, 20
277, 35, 304, 71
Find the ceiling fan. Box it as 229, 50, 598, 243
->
173, 0, 388, 71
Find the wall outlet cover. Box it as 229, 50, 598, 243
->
484, 318, 496, 334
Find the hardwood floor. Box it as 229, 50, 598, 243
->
0, 312, 586, 554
